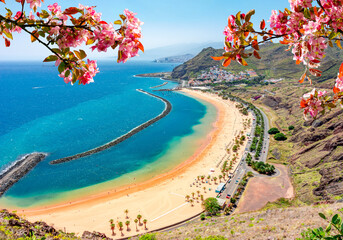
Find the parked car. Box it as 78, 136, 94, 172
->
226, 194, 231, 199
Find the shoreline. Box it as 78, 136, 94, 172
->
14, 90, 221, 213
15, 89, 251, 239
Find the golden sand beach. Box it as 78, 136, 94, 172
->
18, 89, 252, 239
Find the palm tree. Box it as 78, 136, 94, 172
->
223, 172, 226, 180
197, 190, 200, 197
203, 186, 206, 193
137, 214, 142, 225
125, 221, 130, 231
207, 175, 211, 181
134, 219, 138, 231
118, 222, 124, 235
124, 209, 129, 219
219, 175, 223, 182
200, 195, 204, 202
143, 219, 148, 230
109, 219, 115, 236
185, 195, 190, 202
189, 199, 194, 207
191, 192, 195, 198
201, 175, 205, 183
213, 176, 217, 184
197, 176, 200, 181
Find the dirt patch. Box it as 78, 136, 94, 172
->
235, 164, 294, 213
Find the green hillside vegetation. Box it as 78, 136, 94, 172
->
171, 42, 343, 82
134, 203, 343, 240
215, 76, 343, 205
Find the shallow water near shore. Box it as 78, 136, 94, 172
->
0, 61, 216, 208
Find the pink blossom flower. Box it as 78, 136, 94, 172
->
26, 0, 42, 10
335, 75, 343, 92
78, 60, 99, 85
48, 3, 62, 15
223, 26, 234, 42
59, 69, 72, 84
304, 21, 321, 35
301, 88, 326, 118
289, 0, 312, 11
91, 23, 122, 52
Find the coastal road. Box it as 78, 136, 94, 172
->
255, 106, 270, 163
218, 164, 246, 200
217, 102, 271, 201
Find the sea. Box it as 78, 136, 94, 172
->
0, 61, 217, 208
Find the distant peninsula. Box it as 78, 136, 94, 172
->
153, 54, 194, 63
135, 72, 172, 79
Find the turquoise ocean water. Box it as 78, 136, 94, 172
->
0, 61, 216, 208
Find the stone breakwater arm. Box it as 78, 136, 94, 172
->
49, 89, 172, 165
150, 82, 168, 89
0, 153, 47, 197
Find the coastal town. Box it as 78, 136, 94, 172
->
188, 66, 258, 86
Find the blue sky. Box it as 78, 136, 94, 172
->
0, 0, 290, 60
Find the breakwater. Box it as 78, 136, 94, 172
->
50, 89, 172, 165
0, 152, 47, 197
150, 82, 168, 89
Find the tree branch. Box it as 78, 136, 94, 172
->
20, 26, 72, 69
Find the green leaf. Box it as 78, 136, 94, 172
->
43, 55, 58, 62
51, 48, 62, 55
58, 62, 66, 74
304, 8, 311, 19
86, 38, 95, 45
74, 50, 81, 59
332, 214, 339, 225
319, 213, 327, 220
120, 14, 126, 21
38, 31, 45, 38
65, 70, 71, 78
79, 49, 87, 59
329, 31, 338, 40
326, 223, 332, 233
3, 29, 13, 40
235, 11, 241, 26
245, 9, 255, 22
117, 50, 123, 62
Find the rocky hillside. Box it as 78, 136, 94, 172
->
171, 43, 343, 82
0, 209, 112, 240
217, 74, 343, 204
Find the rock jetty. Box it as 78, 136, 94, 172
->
0, 153, 47, 197
150, 81, 168, 88
50, 89, 172, 165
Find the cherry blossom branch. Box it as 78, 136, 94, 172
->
19, 25, 70, 66
0, 1, 144, 85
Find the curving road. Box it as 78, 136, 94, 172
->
218, 102, 271, 201
255, 105, 270, 163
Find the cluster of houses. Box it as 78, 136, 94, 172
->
188, 66, 258, 86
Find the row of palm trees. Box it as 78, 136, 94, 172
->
185, 192, 205, 207
109, 211, 148, 236
196, 173, 228, 184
